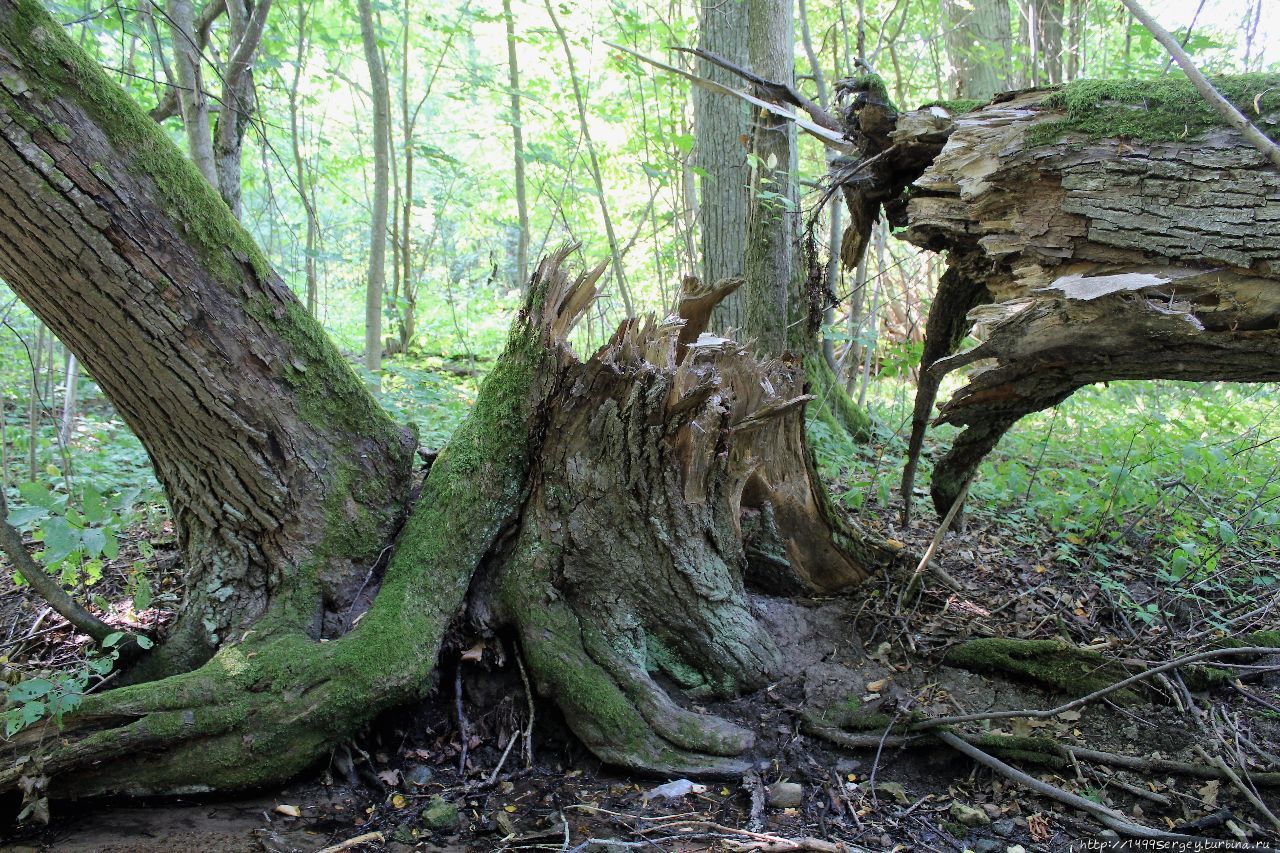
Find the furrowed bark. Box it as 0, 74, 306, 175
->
0, 0, 414, 672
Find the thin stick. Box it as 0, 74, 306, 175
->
485, 732, 519, 786
1194, 746, 1280, 832
894, 477, 970, 612
455, 667, 470, 776
315, 831, 385, 853
515, 648, 535, 769
1117, 0, 1280, 169
916, 646, 1280, 730
938, 730, 1201, 840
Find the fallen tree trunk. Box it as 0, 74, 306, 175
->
832, 76, 1280, 517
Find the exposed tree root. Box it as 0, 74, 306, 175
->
0, 250, 599, 801
478, 275, 899, 777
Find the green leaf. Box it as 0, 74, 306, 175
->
7, 678, 54, 702
136, 635, 154, 650
81, 527, 107, 558
40, 516, 80, 565
102, 631, 125, 648
81, 485, 108, 524
6, 505, 47, 527
18, 481, 56, 509
133, 576, 152, 611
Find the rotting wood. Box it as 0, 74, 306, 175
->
824, 82, 1280, 518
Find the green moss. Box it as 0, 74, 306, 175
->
1218, 631, 1280, 650
945, 638, 1141, 702
943, 821, 968, 839
806, 355, 872, 442
0, 0, 272, 288
971, 733, 1069, 768
1028, 73, 1280, 146
919, 98, 986, 115
645, 635, 707, 690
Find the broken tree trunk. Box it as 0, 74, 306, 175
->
832, 76, 1280, 518
0, 2, 899, 800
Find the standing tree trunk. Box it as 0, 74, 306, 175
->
358, 0, 391, 386
693, 0, 750, 333
543, 0, 635, 317
503, 0, 530, 292
166, 0, 218, 185
287, 0, 321, 315
0, 0, 897, 806
939, 0, 1013, 100
744, 0, 800, 357
212, 0, 272, 219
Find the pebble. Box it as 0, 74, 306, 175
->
992, 818, 1016, 837
768, 781, 803, 808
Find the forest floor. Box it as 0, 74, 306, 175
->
1, 483, 1277, 853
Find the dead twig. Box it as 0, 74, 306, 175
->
315, 831, 385, 853
1193, 745, 1280, 833
938, 730, 1201, 840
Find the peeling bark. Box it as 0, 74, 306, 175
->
831, 85, 1280, 518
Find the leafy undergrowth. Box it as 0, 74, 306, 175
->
1, 374, 1277, 850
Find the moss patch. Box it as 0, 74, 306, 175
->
1028, 73, 1280, 146
945, 638, 1140, 701
0, 0, 272, 288
919, 98, 986, 115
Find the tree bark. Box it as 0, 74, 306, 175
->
744, 0, 799, 357
940, 0, 1013, 100
0, 0, 901, 806
358, 0, 390, 385
694, 0, 750, 333
828, 84, 1280, 518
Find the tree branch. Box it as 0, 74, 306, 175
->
0, 491, 132, 646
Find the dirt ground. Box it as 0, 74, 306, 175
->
2, 498, 1278, 852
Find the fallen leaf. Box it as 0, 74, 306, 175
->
391, 794, 407, 809
1198, 780, 1220, 808
377, 769, 400, 787
274, 804, 301, 817
460, 641, 485, 663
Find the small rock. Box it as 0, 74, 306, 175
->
422, 796, 459, 832
1096, 830, 1120, 842
835, 757, 861, 775
870, 782, 911, 805
403, 764, 433, 788
768, 781, 803, 808
973, 839, 1001, 853
950, 802, 991, 827
991, 818, 1016, 837
1006, 846, 1027, 853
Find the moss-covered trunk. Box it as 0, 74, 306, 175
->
0, 0, 415, 675
0, 0, 899, 806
